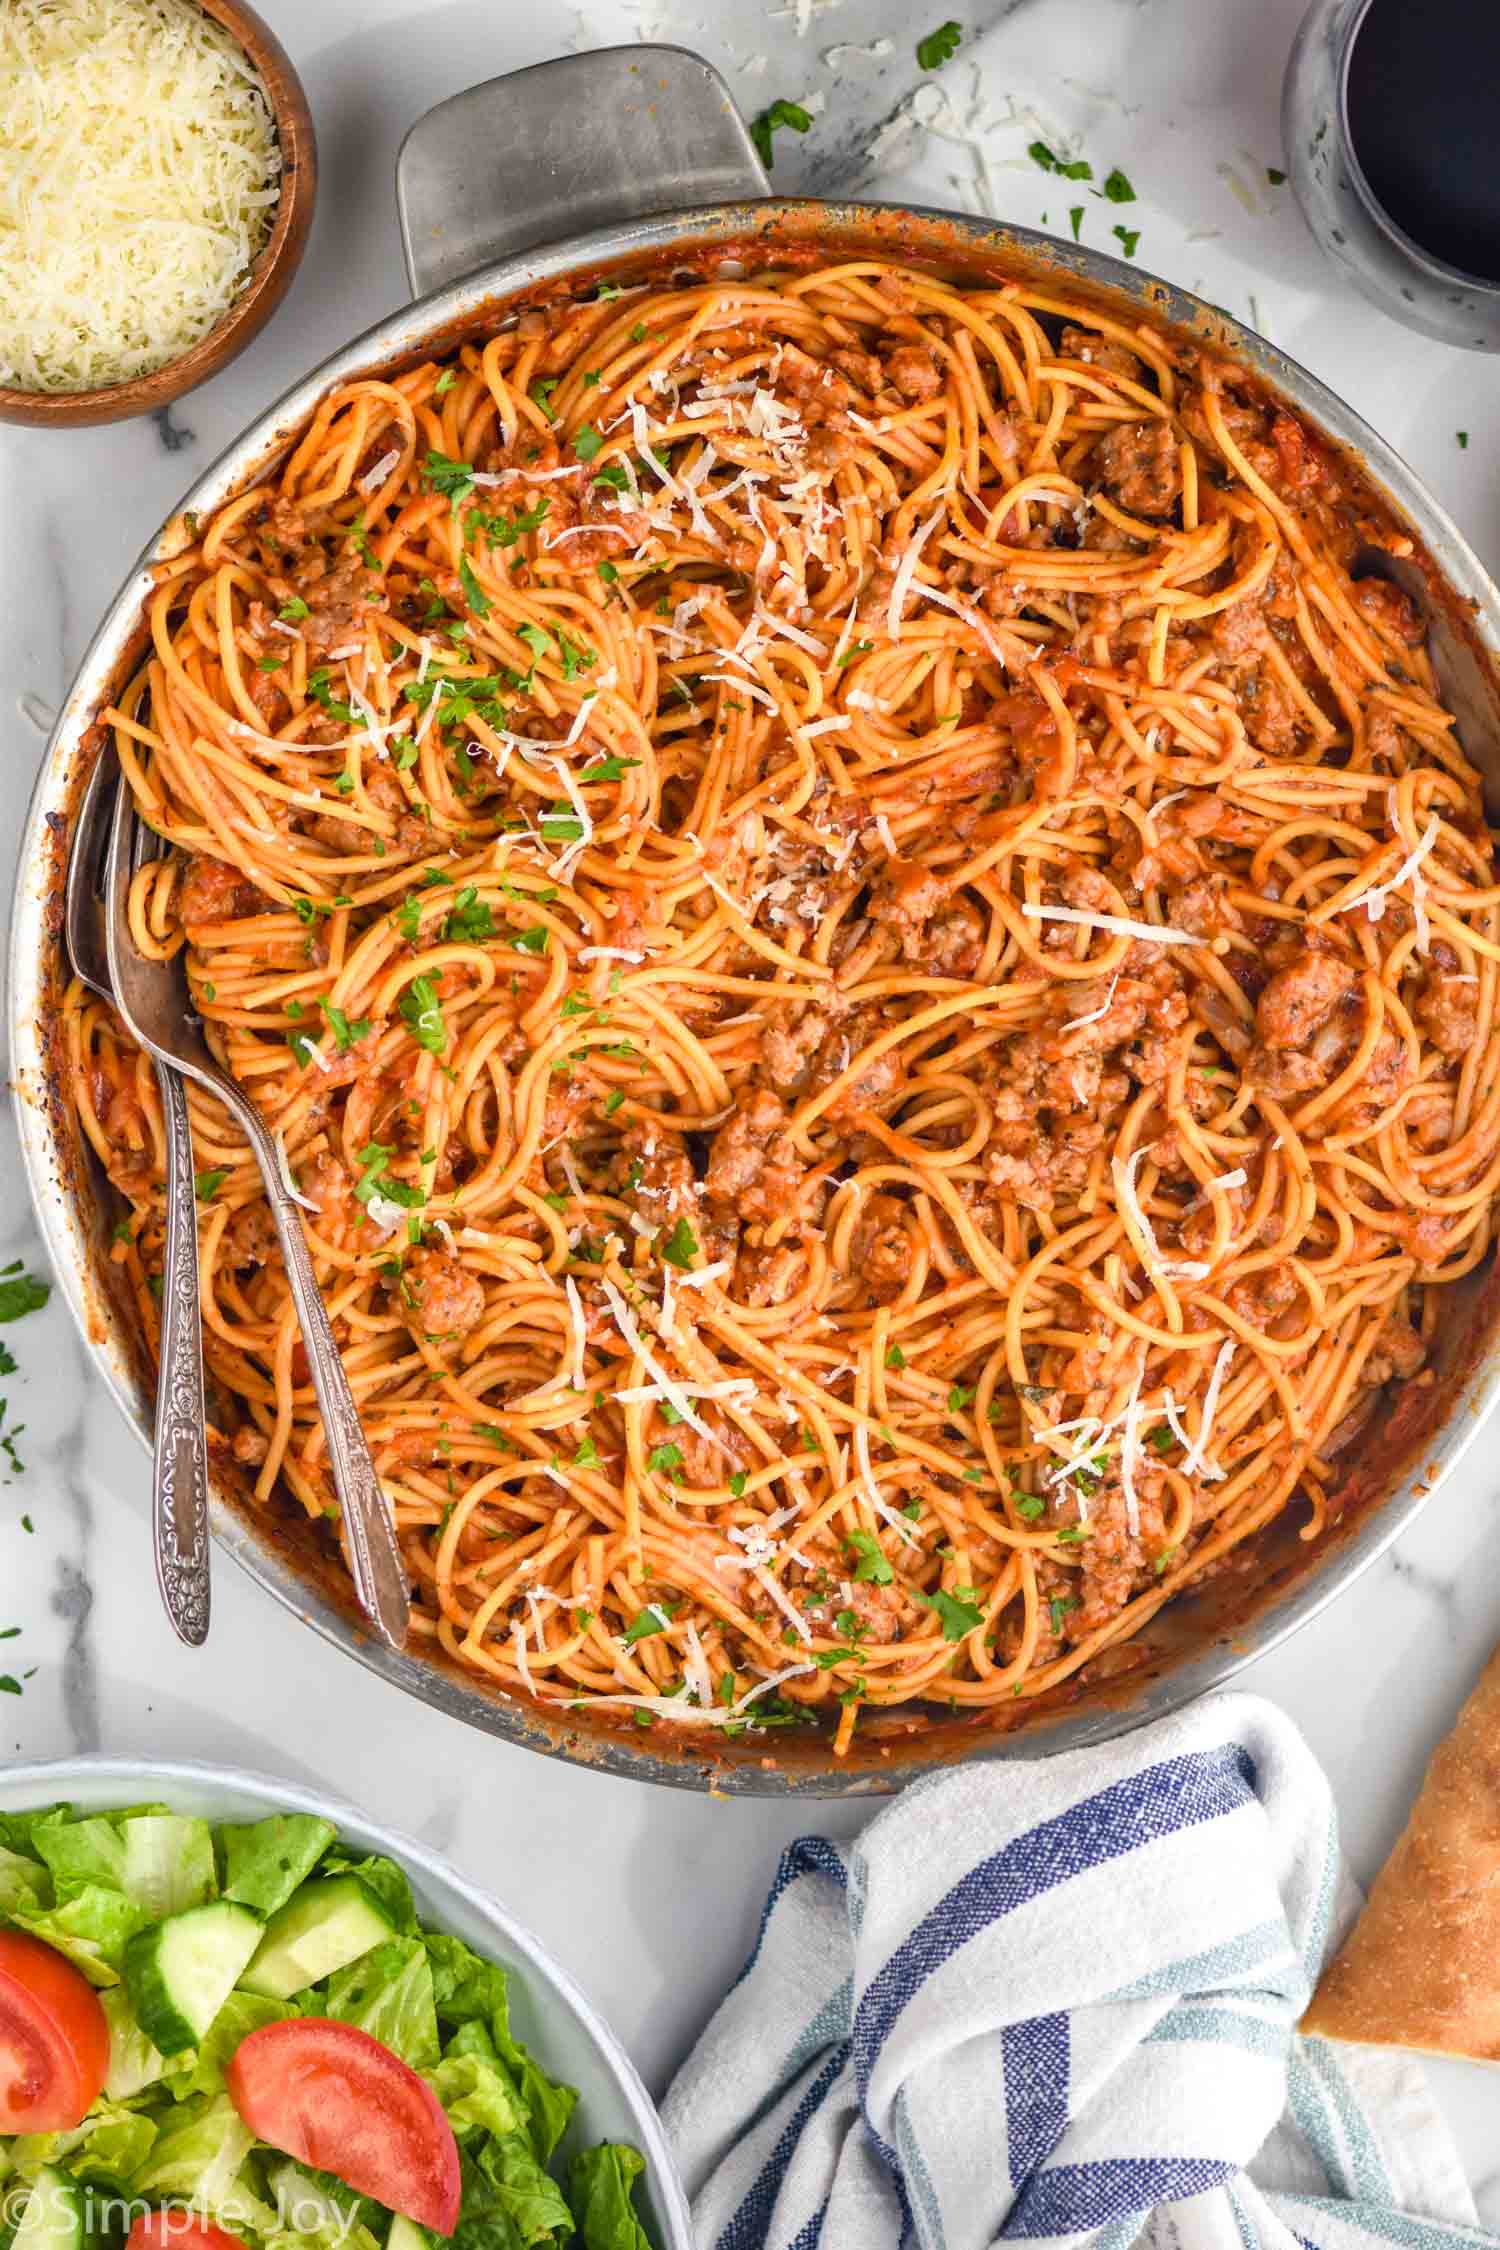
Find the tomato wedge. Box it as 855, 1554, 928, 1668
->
0, 1929, 108, 2132
226, 2019, 460, 2235
126, 2216, 245, 2250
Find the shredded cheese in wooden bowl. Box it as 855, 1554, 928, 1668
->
0, 0, 283, 394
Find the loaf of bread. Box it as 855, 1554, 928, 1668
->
1304, 1644, 1500, 2057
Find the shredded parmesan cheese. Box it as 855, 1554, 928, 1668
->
271, 1129, 318, 1214
0, 0, 283, 392
1023, 903, 1202, 946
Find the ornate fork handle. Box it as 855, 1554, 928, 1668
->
153, 1060, 211, 1645
219, 1084, 410, 1650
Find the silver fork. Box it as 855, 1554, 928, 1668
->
102, 782, 411, 1651
65, 744, 212, 1646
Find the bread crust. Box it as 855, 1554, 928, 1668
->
1304, 1646, 1500, 2058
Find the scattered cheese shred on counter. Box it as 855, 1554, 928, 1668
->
0, 0, 282, 392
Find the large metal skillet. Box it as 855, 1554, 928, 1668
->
13, 47, 1500, 1795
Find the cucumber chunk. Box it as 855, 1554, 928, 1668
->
387, 2215, 431, 2250
11, 2169, 83, 2250
241, 1874, 395, 2000
124, 1899, 263, 2055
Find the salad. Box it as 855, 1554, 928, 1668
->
0, 1803, 654, 2250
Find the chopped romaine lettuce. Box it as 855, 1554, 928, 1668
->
131, 2093, 255, 2207
568, 2145, 654, 2250
99, 1988, 166, 2102
164, 1992, 295, 2100
8, 1887, 151, 1983
0, 1845, 50, 1916
220, 1816, 337, 1918
426, 2051, 523, 2142
322, 1939, 439, 2070
453, 2134, 573, 2250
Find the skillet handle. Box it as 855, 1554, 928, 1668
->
396, 44, 769, 298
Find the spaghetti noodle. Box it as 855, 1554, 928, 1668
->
64, 257, 1500, 1753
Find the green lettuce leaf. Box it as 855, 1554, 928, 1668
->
427, 2051, 524, 2142
220, 1816, 336, 1918
99, 1988, 166, 2102
425, 1940, 576, 2162
0, 1845, 51, 1916
263, 2158, 382, 2250
7, 2105, 158, 2187
131, 2093, 255, 2207
322, 1939, 438, 2070
8, 1888, 152, 1983
454, 2135, 573, 2250
117, 1817, 217, 1917
568, 2147, 651, 2250
29, 1818, 126, 1902
164, 1992, 296, 2100
0, 1806, 72, 1860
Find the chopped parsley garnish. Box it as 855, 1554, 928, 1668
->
305, 667, 357, 725
573, 1436, 600, 1469
750, 98, 812, 170
946, 1382, 974, 1412
1147, 1423, 1175, 1455
458, 555, 491, 617
915, 1585, 984, 1641
843, 1529, 892, 1586
1029, 141, 1091, 179
397, 975, 447, 1055
836, 640, 874, 667
728, 1471, 748, 1499
573, 424, 604, 462
511, 925, 549, 955
646, 1443, 683, 1478
353, 1141, 424, 1212
1103, 167, 1135, 202
597, 560, 620, 584
591, 462, 630, 492
517, 622, 553, 665
323, 1003, 370, 1054
916, 20, 961, 68
278, 596, 309, 622
579, 755, 640, 783
396, 893, 423, 943
1112, 225, 1141, 258
193, 1169, 227, 1201
885, 1343, 906, 1370
658, 1218, 699, 1269
1049, 1594, 1079, 1635
348, 512, 381, 572
442, 886, 495, 944
394, 737, 419, 771
257, 654, 284, 673
1015, 1494, 1045, 1521
622, 1602, 678, 1644
530, 378, 559, 419
420, 451, 476, 505
434, 366, 458, 396
558, 630, 596, 681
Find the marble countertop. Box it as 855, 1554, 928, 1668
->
4, 0, 1500, 2214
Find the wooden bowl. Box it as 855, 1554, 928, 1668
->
0, 0, 317, 429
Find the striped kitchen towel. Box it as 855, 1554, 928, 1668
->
662, 1694, 1493, 2250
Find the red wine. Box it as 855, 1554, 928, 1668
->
1345, 0, 1500, 281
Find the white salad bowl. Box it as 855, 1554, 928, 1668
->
0, 1756, 694, 2250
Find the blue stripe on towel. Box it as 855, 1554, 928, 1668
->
733, 1837, 850, 1993
854, 1747, 1255, 2093
1002, 2154, 1237, 2235
1003, 2014, 1071, 2184
715, 2042, 851, 2250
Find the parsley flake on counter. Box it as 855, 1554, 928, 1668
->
1069, 206, 1085, 241
1030, 141, 1091, 180
750, 98, 812, 170
916, 20, 961, 68
1266, 165, 1286, 185
1112, 225, 1141, 258
1102, 167, 1135, 202
1458, 430, 1470, 448
0, 1273, 49, 1324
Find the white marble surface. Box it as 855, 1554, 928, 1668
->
4, 0, 1500, 2217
